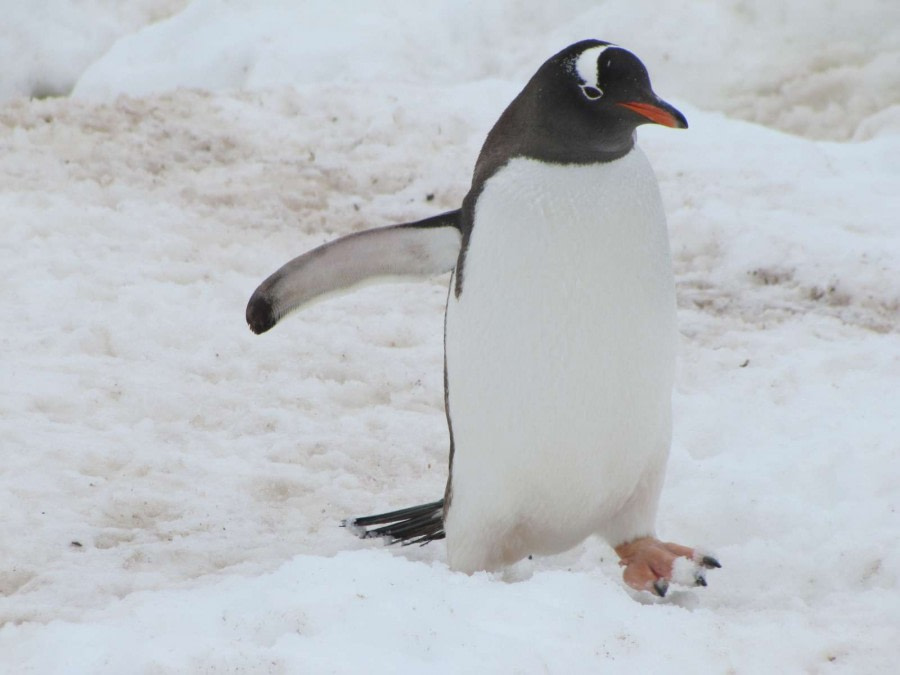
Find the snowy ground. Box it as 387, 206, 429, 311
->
1, 1, 899, 673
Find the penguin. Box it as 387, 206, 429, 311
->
246, 40, 719, 596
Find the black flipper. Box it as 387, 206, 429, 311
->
247, 210, 462, 334
342, 499, 445, 547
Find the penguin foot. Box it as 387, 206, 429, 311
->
613, 538, 720, 596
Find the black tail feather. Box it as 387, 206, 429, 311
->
342, 499, 445, 547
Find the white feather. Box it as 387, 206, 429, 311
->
575, 44, 614, 86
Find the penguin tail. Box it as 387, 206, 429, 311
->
341, 499, 445, 547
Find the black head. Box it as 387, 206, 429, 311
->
567, 40, 687, 133
472, 40, 687, 185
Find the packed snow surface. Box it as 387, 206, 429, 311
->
1, 1, 898, 673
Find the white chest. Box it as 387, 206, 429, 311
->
444, 150, 676, 537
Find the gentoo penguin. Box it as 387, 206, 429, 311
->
246, 40, 719, 596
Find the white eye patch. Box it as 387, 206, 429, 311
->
574, 44, 614, 88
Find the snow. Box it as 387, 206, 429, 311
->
1, 1, 898, 673
0, 0, 189, 101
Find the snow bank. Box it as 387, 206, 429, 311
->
71, 0, 900, 140
0, 0, 187, 101
6, 550, 895, 674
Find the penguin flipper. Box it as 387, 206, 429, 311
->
247, 210, 462, 334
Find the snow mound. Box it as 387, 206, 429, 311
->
0, 0, 187, 101
70, 0, 900, 140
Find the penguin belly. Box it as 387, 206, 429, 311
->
444, 150, 676, 572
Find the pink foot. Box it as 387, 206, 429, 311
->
614, 537, 721, 596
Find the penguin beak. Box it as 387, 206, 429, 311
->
617, 97, 688, 129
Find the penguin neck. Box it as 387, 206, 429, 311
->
471, 89, 637, 189
527, 126, 636, 165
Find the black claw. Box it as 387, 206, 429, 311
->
694, 574, 707, 587
700, 555, 722, 569
652, 579, 669, 597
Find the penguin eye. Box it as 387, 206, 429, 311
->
580, 84, 603, 100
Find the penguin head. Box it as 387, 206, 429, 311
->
569, 41, 688, 131
472, 40, 687, 184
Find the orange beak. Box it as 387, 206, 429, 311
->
617, 100, 688, 129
